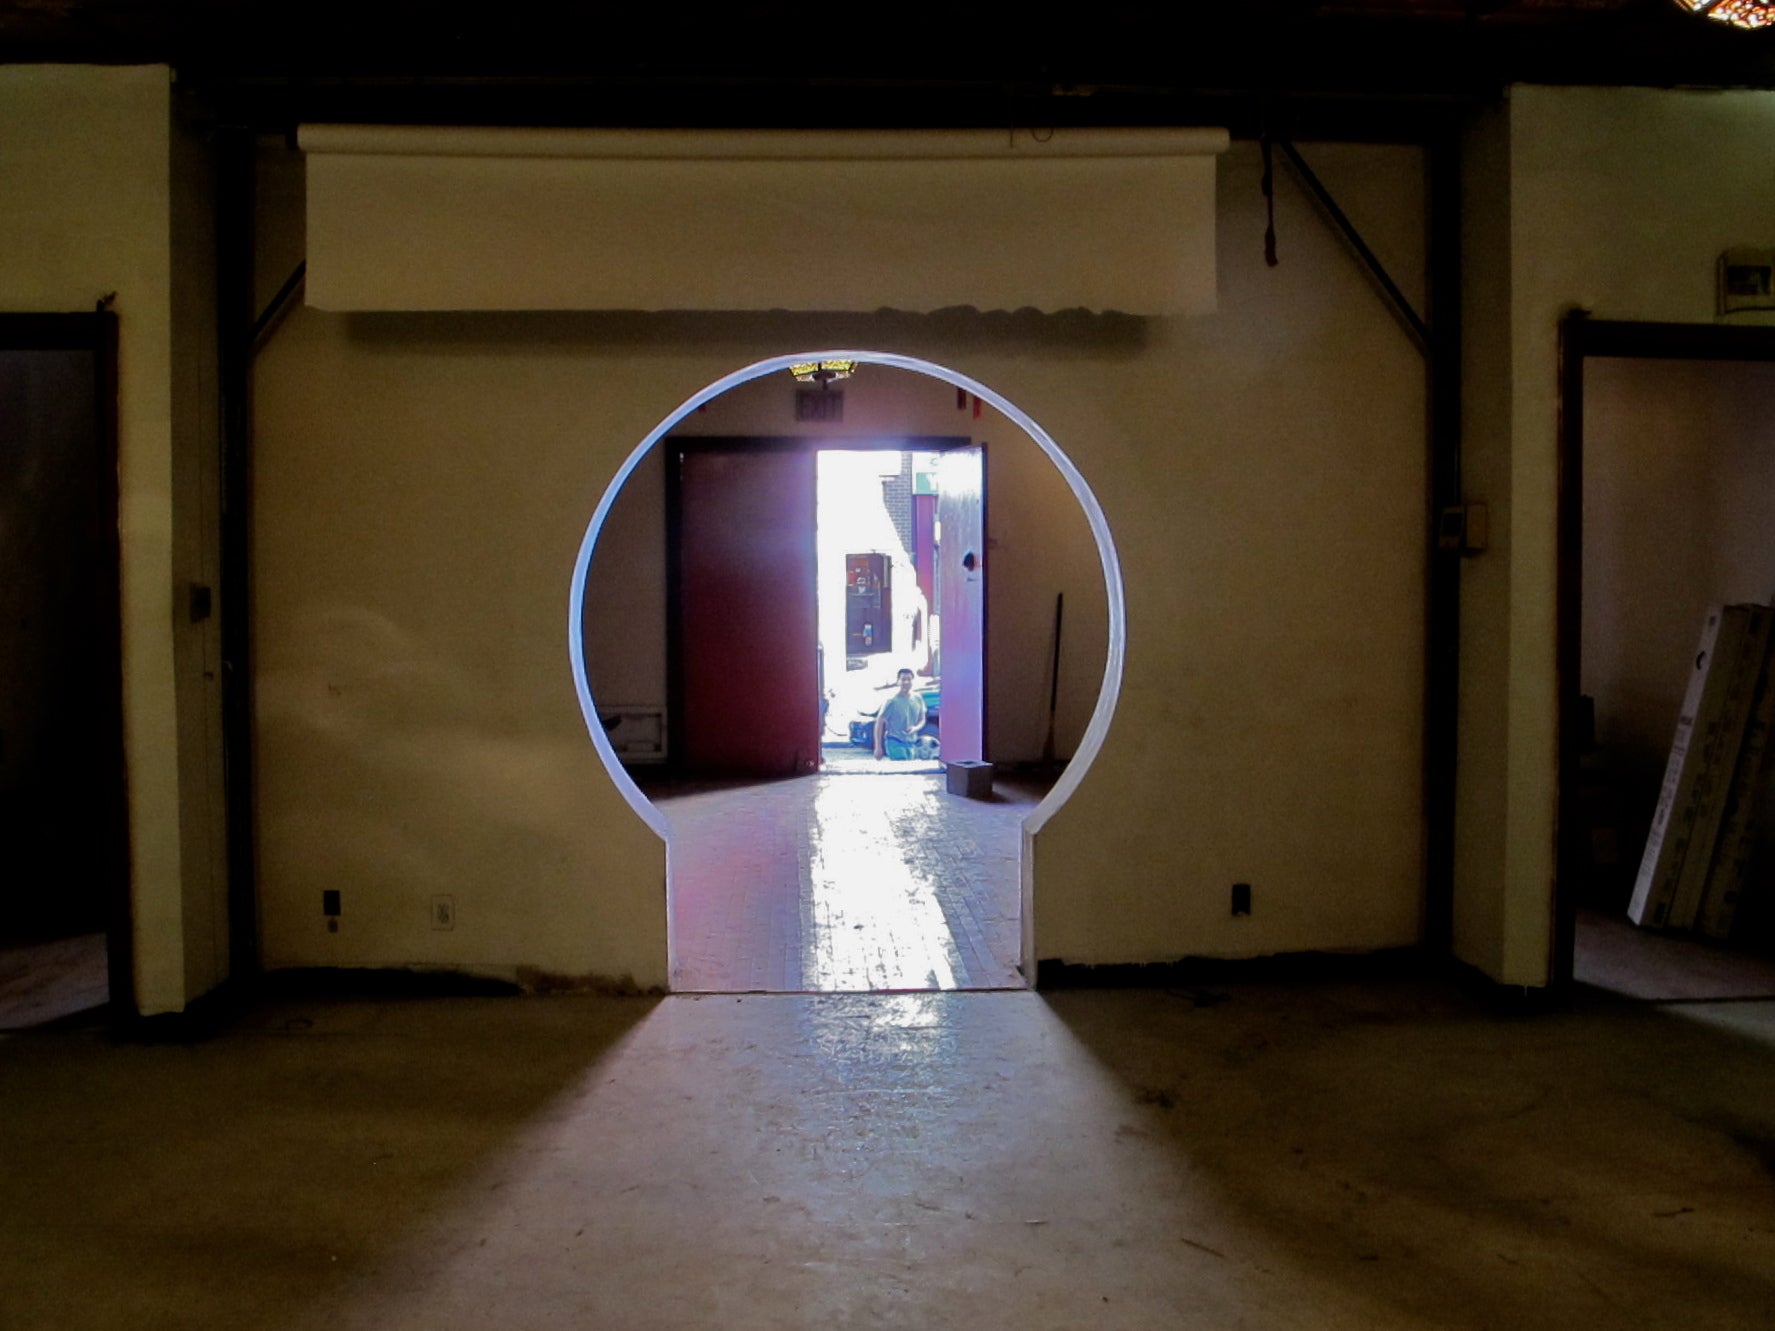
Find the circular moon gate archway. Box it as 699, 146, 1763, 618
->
567, 350, 1127, 985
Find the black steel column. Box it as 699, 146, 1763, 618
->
1422, 124, 1463, 959
1552, 311, 1588, 995
216, 123, 260, 983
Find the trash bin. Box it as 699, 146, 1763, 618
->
945, 760, 994, 799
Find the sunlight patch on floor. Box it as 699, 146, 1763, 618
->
805, 778, 961, 991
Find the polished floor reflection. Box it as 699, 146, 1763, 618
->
649, 770, 1041, 993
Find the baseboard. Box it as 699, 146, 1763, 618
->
120, 978, 244, 1043
256, 966, 524, 1000
1035, 947, 1429, 990
1444, 956, 1558, 1015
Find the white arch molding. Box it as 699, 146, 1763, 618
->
567, 350, 1127, 983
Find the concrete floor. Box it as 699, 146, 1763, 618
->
0, 933, 107, 1031
1575, 908, 1775, 1002
3, 980, 1773, 1330
647, 769, 1035, 993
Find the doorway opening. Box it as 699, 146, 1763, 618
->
816, 443, 986, 781
0, 314, 130, 1030
573, 352, 1120, 994
816, 447, 949, 778
1558, 318, 1775, 1003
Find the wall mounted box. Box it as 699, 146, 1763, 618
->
1718, 248, 1775, 315
599, 706, 667, 763
946, 760, 994, 799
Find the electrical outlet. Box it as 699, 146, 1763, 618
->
431, 894, 456, 931
323, 889, 341, 917
1231, 882, 1252, 916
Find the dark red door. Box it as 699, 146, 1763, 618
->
937, 446, 985, 762
675, 446, 820, 776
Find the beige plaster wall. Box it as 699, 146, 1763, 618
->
1455, 84, 1775, 988
583, 447, 667, 715
254, 137, 1428, 981
1032, 140, 1427, 964
982, 408, 1110, 763
0, 65, 194, 1013
582, 367, 1109, 765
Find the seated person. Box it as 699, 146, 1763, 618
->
874, 668, 939, 760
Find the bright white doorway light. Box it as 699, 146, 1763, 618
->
816, 449, 917, 681
816, 448, 941, 760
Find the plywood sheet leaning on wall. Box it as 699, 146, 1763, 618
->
1697, 625, 1775, 940
1629, 604, 1772, 929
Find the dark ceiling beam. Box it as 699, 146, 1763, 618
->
5, 0, 1774, 132
190, 76, 1480, 144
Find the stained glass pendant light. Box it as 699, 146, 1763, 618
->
1672, 0, 1775, 29
788, 359, 857, 386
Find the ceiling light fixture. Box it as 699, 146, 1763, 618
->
789, 359, 857, 386
1672, 0, 1775, 29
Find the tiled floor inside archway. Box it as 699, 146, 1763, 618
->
641, 768, 1051, 993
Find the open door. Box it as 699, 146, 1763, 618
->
0, 314, 131, 1018
937, 445, 985, 762
672, 444, 820, 776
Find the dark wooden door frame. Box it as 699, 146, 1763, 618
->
0, 311, 133, 1019
662, 434, 974, 774
1554, 315, 1775, 992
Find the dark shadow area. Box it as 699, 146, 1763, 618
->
0, 332, 126, 1027
1043, 979, 1775, 1330
0, 991, 660, 1330
344, 307, 1151, 358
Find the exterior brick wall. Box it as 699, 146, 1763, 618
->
881, 452, 915, 555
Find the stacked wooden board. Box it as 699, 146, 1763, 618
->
1627, 603, 1775, 938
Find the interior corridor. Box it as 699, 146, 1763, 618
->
642, 769, 1047, 993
